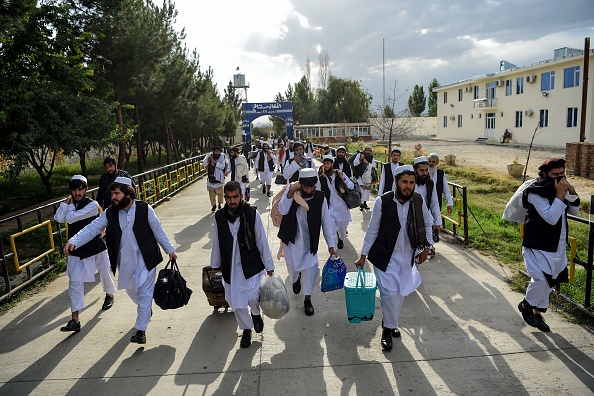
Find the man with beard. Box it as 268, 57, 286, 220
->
317, 155, 354, 249
284, 140, 295, 167
353, 145, 377, 210
228, 147, 249, 196
211, 181, 275, 348
254, 142, 277, 197
518, 158, 579, 333
55, 175, 116, 333
97, 157, 132, 209
355, 165, 433, 350
202, 146, 228, 211
242, 138, 253, 170
322, 144, 336, 158
378, 146, 404, 195
428, 153, 453, 214
333, 146, 352, 178
304, 138, 315, 158
413, 156, 442, 256
283, 141, 316, 182
278, 168, 338, 316
64, 177, 177, 344
276, 141, 285, 172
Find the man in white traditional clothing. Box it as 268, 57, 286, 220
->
304, 138, 315, 158
202, 146, 228, 212
283, 141, 316, 183
254, 142, 277, 197
428, 152, 453, 214
355, 165, 433, 350
55, 175, 116, 333
333, 146, 352, 179
227, 146, 249, 196
353, 145, 376, 211
284, 140, 296, 167
210, 181, 275, 348
64, 177, 177, 344
277, 168, 338, 316
378, 146, 404, 195
317, 155, 354, 249
518, 158, 580, 332
413, 156, 442, 256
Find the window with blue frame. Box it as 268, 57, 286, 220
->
506, 80, 512, 96
443, 116, 447, 127
564, 66, 580, 88
516, 77, 524, 94
515, 111, 523, 128
541, 71, 555, 91
457, 115, 462, 127
567, 107, 578, 127
443, 91, 448, 103
539, 109, 549, 127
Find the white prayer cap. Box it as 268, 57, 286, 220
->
428, 152, 439, 159
289, 140, 295, 143
322, 155, 335, 162
364, 145, 372, 150
394, 164, 414, 176
337, 146, 347, 151
299, 168, 317, 179
71, 174, 87, 184
391, 146, 401, 153
114, 176, 133, 186
413, 156, 428, 165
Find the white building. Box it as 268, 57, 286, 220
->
434, 47, 594, 148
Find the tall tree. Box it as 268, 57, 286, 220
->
408, 84, 426, 117
318, 49, 331, 91
427, 78, 439, 117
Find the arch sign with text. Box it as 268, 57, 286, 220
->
242, 101, 293, 142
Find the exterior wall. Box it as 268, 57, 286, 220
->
412, 117, 438, 136
435, 50, 593, 148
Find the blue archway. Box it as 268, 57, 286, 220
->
242, 101, 293, 143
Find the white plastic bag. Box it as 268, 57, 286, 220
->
503, 179, 536, 223
260, 275, 290, 319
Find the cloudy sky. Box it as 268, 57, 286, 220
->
173, 0, 594, 114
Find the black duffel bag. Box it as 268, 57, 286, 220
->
275, 174, 288, 184
154, 259, 193, 310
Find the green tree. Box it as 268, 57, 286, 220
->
408, 84, 426, 117
427, 78, 439, 117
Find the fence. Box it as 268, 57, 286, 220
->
0, 154, 209, 303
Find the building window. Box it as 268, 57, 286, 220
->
541, 71, 555, 91
516, 77, 524, 94
458, 89, 463, 102
457, 115, 462, 127
539, 109, 549, 127
473, 86, 479, 99
505, 80, 512, 96
515, 111, 523, 128
443, 92, 448, 104
443, 116, 448, 127
564, 66, 580, 88
567, 107, 578, 127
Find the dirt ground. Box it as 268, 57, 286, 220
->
397, 138, 594, 199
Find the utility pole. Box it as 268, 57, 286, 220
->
579, 37, 589, 142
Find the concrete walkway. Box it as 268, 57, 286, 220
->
1, 172, 593, 395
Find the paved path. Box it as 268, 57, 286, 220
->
1, 173, 593, 395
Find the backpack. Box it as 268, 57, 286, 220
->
271, 185, 289, 227
348, 151, 367, 179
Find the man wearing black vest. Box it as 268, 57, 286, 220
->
211, 181, 275, 348
65, 177, 177, 344
355, 165, 432, 350
283, 141, 316, 183
322, 144, 336, 158
254, 142, 277, 197
413, 156, 442, 256
518, 158, 579, 332
333, 146, 352, 178
428, 153, 453, 214
378, 146, 404, 195
278, 168, 338, 316
97, 157, 132, 209
55, 175, 116, 333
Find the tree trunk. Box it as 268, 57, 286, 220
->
77, 149, 88, 178
162, 109, 171, 164
115, 98, 126, 170
28, 149, 55, 196
134, 103, 144, 173
168, 123, 179, 162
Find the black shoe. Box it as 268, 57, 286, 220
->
130, 330, 146, 344
262, 186, 267, 194
337, 238, 344, 249
304, 299, 314, 316
534, 314, 551, 332
429, 248, 436, 257
240, 329, 252, 348
518, 300, 539, 328
211, 205, 216, 212
267, 191, 271, 197
359, 205, 364, 211
381, 328, 393, 350
363, 203, 370, 209
60, 319, 81, 333
252, 314, 264, 333
292, 273, 301, 294
381, 320, 402, 338
102, 295, 114, 310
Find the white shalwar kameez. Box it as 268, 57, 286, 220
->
54, 200, 115, 313
353, 153, 376, 203
430, 168, 454, 208
278, 186, 336, 296
523, 194, 579, 309
282, 157, 316, 182
202, 153, 228, 190
69, 201, 175, 331
378, 162, 401, 194
317, 173, 354, 240
415, 183, 442, 227
210, 210, 275, 330
254, 151, 277, 186
361, 194, 433, 329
